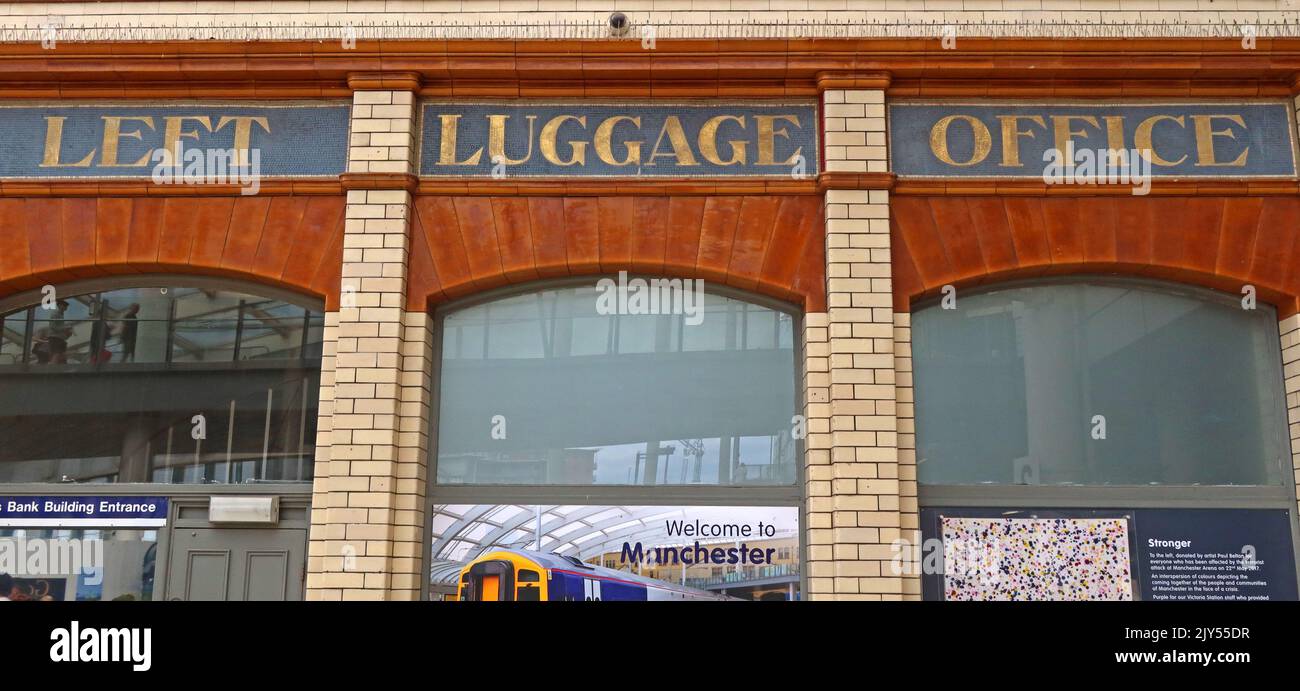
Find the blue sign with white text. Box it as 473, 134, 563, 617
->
889, 101, 1298, 178
0, 496, 168, 526
1133, 508, 1298, 602
419, 102, 819, 177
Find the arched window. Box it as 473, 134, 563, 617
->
433, 281, 799, 486
911, 278, 1289, 486
0, 283, 324, 484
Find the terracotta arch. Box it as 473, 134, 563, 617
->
408, 195, 826, 313
891, 195, 1300, 318
0, 196, 345, 308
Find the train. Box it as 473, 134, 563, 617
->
456, 548, 733, 601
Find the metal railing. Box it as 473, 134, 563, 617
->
683, 562, 800, 589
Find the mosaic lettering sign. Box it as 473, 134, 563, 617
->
889, 101, 1297, 178
419, 102, 819, 178
0, 103, 350, 178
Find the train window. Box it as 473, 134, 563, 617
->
517, 585, 540, 601
518, 569, 540, 582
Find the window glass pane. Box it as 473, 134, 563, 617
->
169, 287, 248, 363
744, 306, 780, 351
483, 296, 547, 360
912, 280, 1286, 486
238, 302, 306, 361
0, 285, 322, 484
0, 311, 27, 365
101, 287, 170, 363
436, 284, 798, 486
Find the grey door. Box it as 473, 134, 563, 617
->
164, 527, 306, 601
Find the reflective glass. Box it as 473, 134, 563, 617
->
0, 285, 322, 484
912, 281, 1287, 486
435, 284, 798, 486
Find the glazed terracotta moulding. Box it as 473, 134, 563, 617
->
407, 195, 827, 313
2, 38, 1300, 316
0, 38, 1297, 97
0, 196, 347, 309
890, 196, 1300, 318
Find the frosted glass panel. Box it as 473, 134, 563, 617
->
436, 285, 798, 486
913, 281, 1285, 486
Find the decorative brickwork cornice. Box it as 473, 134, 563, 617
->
0, 39, 1297, 98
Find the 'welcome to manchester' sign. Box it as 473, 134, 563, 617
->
0, 102, 350, 179
419, 102, 819, 178
889, 101, 1298, 179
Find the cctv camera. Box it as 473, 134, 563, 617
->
608, 12, 630, 37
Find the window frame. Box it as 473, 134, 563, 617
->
427, 275, 806, 499
0, 274, 324, 497
909, 276, 1300, 591
423, 276, 808, 601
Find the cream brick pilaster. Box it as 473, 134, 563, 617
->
802, 312, 832, 594
306, 86, 430, 601
807, 87, 908, 600
894, 312, 921, 600
1280, 315, 1300, 518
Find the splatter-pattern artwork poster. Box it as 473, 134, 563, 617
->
941, 517, 1134, 601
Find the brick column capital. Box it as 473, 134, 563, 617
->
816, 72, 892, 92
347, 72, 423, 92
